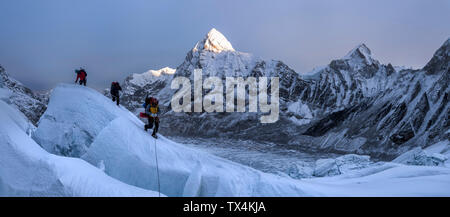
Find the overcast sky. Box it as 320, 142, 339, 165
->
0, 0, 449, 91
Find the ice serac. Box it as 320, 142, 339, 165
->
34, 84, 143, 157
34, 84, 450, 196
0, 65, 47, 125
0, 99, 161, 196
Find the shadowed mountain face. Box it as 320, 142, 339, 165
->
111, 29, 449, 160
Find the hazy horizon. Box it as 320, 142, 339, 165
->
0, 0, 449, 91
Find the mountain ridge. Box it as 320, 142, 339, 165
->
111, 29, 449, 160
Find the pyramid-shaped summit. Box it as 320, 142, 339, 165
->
193, 28, 235, 53
344, 43, 372, 60
343, 43, 377, 65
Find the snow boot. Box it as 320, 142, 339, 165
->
152, 133, 158, 139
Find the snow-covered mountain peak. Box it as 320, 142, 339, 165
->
192, 28, 235, 53
146, 67, 176, 77
343, 43, 375, 65
129, 67, 175, 85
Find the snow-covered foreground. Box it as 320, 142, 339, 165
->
29, 84, 450, 196
0, 90, 161, 196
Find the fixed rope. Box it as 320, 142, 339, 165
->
154, 137, 161, 197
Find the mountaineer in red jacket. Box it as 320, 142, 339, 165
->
75, 68, 87, 86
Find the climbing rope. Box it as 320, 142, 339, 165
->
154, 137, 161, 197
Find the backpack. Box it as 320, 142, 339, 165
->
110, 82, 116, 93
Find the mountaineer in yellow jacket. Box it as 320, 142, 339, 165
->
143, 96, 160, 139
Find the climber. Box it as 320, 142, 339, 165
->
75, 68, 87, 86
142, 95, 160, 139
110, 82, 122, 106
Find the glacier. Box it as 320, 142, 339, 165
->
27, 84, 450, 196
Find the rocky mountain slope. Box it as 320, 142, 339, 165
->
112, 29, 449, 160
0, 65, 47, 125
299, 39, 449, 159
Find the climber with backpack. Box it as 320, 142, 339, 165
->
75, 67, 87, 86
110, 82, 122, 106
140, 95, 160, 139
